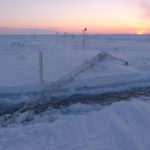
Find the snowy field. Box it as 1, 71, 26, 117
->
0, 97, 150, 150
0, 34, 150, 105
0, 34, 150, 150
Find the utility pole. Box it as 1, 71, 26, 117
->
82, 28, 87, 48
39, 51, 44, 84
64, 32, 67, 43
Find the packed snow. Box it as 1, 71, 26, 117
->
0, 98, 150, 150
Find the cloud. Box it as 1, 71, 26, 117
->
138, 0, 150, 19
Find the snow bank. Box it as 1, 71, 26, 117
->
0, 98, 150, 150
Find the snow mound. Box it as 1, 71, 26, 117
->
0, 98, 150, 150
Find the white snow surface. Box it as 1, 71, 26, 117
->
0, 35, 150, 89
0, 98, 150, 150
0, 34, 150, 105
1, 35, 150, 150
0, 35, 98, 88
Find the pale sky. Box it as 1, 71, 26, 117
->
0, 0, 150, 34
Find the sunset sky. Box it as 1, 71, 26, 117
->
0, 0, 150, 34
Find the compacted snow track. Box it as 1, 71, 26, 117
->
1, 86, 150, 127
0, 50, 150, 127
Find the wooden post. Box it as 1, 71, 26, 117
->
39, 51, 44, 84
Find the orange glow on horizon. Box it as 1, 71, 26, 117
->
1, 24, 150, 34
137, 30, 146, 35
1, 0, 150, 34
55, 26, 150, 34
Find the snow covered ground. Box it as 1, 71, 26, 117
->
0, 97, 150, 150
0, 34, 150, 105
0, 35, 99, 88
0, 35, 150, 150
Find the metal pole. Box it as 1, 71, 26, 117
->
39, 51, 44, 84
83, 30, 85, 48
82, 28, 87, 48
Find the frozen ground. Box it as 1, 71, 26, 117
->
0, 35, 150, 150
0, 97, 150, 150
0, 34, 150, 106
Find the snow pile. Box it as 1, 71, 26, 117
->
0, 98, 150, 150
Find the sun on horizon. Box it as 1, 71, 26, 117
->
137, 30, 146, 35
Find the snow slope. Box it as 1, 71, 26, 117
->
0, 98, 150, 150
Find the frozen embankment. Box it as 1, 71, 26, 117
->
0, 98, 150, 150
